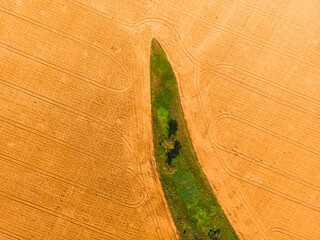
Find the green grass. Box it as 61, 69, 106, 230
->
150, 39, 239, 240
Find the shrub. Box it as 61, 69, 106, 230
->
208, 228, 221, 240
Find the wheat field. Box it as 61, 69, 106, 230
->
0, 0, 319, 239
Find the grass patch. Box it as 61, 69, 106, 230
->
150, 39, 239, 240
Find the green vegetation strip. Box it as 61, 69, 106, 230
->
150, 39, 239, 240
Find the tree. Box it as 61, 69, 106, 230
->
168, 119, 178, 137
166, 140, 181, 165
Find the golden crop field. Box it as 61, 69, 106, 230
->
0, 0, 319, 239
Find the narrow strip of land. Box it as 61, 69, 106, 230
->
150, 39, 239, 240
